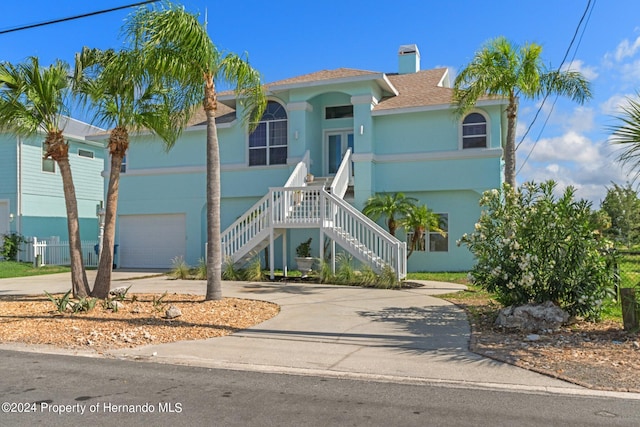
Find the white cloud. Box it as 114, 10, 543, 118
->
619, 59, 640, 82
522, 131, 599, 163
564, 107, 595, 133
614, 36, 640, 62
516, 132, 629, 205
562, 60, 599, 80
600, 93, 636, 116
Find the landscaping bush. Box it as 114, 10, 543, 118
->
458, 181, 616, 320
1, 233, 26, 261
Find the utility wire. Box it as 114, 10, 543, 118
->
515, 0, 596, 176
517, 0, 595, 175
0, 1, 158, 35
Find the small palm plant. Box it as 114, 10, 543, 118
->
399, 205, 443, 258
362, 193, 417, 236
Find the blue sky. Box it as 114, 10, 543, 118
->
1, 0, 639, 205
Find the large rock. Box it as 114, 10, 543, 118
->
165, 305, 182, 319
109, 286, 130, 298
495, 301, 569, 332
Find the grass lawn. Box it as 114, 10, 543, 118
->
0, 261, 70, 279
406, 271, 469, 285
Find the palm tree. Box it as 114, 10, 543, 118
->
399, 205, 442, 258
73, 47, 192, 298
362, 193, 417, 236
453, 36, 592, 187
609, 92, 640, 182
0, 57, 90, 298
125, 2, 266, 300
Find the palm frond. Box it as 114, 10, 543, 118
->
609, 93, 640, 181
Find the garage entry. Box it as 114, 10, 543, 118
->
118, 214, 186, 269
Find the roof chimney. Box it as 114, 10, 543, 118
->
398, 44, 420, 74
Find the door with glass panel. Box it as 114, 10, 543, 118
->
326, 131, 354, 176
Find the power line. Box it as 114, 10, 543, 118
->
0, 1, 159, 35
515, 0, 596, 175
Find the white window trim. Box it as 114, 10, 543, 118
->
246, 99, 288, 167
406, 231, 426, 252
459, 109, 490, 150
78, 148, 95, 159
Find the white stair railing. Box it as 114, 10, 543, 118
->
221, 193, 272, 263
221, 151, 310, 264
329, 148, 351, 199
322, 190, 406, 280
267, 186, 406, 279
283, 150, 310, 188
221, 149, 406, 279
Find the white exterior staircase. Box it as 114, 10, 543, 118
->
221, 150, 407, 280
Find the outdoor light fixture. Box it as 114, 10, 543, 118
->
360, 125, 364, 135
9, 213, 14, 222
96, 202, 106, 258
294, 130, 299, 140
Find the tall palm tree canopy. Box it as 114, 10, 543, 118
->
74, 47, 190, 148
453, 36, 592, 187
73, 45, 198, 298
124, 1, 266, 301
0, 57, 69, 135
125, 3, 266, 128
0, 56, 90, 297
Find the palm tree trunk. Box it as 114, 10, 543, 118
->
504, 97, 519, 187
205, 77, 223, 301
57, 158, 90, 298
388, 218, 397, 237
91, 152, 123, 298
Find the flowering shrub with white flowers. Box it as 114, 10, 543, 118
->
458, 181, 615, 320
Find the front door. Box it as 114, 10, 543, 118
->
326, 131, 354, 175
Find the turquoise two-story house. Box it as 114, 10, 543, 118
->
0, 117, 105, 244
100, 45, 506, 275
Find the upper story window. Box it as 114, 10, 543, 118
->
325, 105, 353, 119
462, 112, 487, 149
249, 101, 287, 166
120, 155, 127, 173
78, 148, 94, 159
42, 142, 55, 173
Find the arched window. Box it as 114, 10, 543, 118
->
462, 112, 487, 149
249, 101, 287, 166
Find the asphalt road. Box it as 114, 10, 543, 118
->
0, 349, 638, 426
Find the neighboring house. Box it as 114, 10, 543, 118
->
0, 117, 106, 246
97, 45, 506, 273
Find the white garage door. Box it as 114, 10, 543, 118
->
118, 214, 186, 269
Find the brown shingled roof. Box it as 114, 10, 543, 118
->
265, 68, 380, 89
186, 102, 236, 127
375, 69, 453, 111
217, 67, 501, 116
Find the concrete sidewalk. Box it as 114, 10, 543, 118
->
1, 271, 632, 398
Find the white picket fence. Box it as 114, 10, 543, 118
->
19, 237, 100, 268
